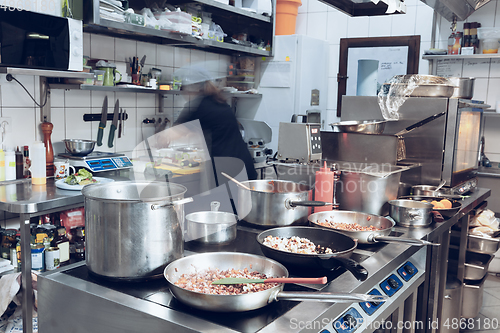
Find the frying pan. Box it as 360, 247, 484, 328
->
256, 227, 368, 281
399, 195, 462, 218
308, 211, 433, 246
164, 252, 385, 312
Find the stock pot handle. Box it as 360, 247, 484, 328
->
151, 197, 193, 210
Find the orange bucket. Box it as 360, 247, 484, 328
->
275, 0, 302, 35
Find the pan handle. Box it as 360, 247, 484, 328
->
272, 291, 388, 303
286, 199, 333, 209
316, 257, 368, 281
369, 235, 439, 246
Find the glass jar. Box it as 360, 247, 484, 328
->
74, 227, 85, 261
53, 226, 70, 265
1, 229, 17, 260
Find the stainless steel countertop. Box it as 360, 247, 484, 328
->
0, 178, 83, 214
478, 165, 500, 178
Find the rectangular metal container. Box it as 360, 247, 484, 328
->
461, 275, 487, 318
467, 234, 500, 254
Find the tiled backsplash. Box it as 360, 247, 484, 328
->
0, 33, 231, 158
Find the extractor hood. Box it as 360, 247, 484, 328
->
420, 0, 492, 22
318, 0, 406, 16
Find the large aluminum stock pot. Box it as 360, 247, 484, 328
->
82, 181, 191, 280
237, 180, 330, 227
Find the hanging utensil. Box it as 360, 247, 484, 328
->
212, 276, 328, 285
396, 111, 446, 160
108, 99, 119, 148
96, 96, 108, 146
118, 108, 123, 139
221, 172, 252, 191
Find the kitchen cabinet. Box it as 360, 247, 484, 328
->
84, 0, 275, 57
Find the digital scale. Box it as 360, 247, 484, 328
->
58, 151, 133, 173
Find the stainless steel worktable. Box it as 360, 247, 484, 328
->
0, 179, 85, 333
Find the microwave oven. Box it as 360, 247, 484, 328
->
0, 11, 83, 71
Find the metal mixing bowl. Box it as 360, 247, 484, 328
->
63, 139, 96, 156
329, 120, 386, 134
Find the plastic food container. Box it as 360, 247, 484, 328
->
482, 38, 499, 54
226, 81, 254, 91
94, 70, 105, 86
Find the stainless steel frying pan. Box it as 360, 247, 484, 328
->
164, 252, 386, 312
308, 210, 433, 246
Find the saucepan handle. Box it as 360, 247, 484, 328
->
272, 291, 388, 303
286, 199, 333, 209
370, 235, 439, 246
316, 256, 368, 281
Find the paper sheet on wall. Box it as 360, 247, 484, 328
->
259, 61, 291, 88
436, 59, 463, 77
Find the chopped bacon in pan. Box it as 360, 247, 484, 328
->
174, 268, 278, 295
262, 236, 334, 254
315, 220, 379, 231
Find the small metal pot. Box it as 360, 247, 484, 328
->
449, 77, 475, 99
185, 201, 237, 244
329, 120, 386, 134
388, 199, 434, 227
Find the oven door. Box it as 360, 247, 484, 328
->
448, 108, 482, 188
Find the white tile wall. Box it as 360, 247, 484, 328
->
2, 0, 499, 161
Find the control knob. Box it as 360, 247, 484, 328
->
387, 278, 399, 289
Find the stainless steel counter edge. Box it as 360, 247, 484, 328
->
0, 179, 84, 214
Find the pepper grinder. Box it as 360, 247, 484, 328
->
41, 122, 54, 177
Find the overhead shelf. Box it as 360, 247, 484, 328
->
423, 54, 500, 60
49, 83, 263, 98
0, 67, 94, 79
84, 19, 272, 56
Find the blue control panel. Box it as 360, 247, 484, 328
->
333, 308, 363, 333
85, 157, 133, 172
359, 289, 384, 316
380, 274, 403, 297
397, 261, 418, 282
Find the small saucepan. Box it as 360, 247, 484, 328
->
256, 226, 368, 281
184, 201, 237, 244
388, 199, 435, 227
236, 180, 333, 227
399, 195, 462, 219
411, 185, 463, 200
309, 210, 433, 246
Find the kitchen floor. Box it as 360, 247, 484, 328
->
460, 273, 500, 333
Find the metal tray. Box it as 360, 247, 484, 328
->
464, 251, 494, 280
467, 234, 500, 254
462, 275, 487, 319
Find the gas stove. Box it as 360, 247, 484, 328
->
39, 220, 426, 333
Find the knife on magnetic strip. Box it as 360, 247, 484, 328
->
96, 95, 108, 146
108, 99, 120, 148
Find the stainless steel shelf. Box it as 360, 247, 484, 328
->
0, 67, 94, 78
84, 19, 272, 57
49, 83, 263, 98
423, 54, 500, 60
169, 0, 271, 22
